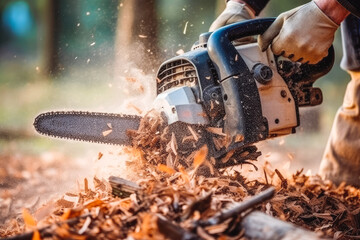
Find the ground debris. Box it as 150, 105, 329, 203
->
2, 162, 360, 239
2, 115, 360, 239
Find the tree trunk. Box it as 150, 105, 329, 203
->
44, 0, 61, 77
115, 0, 159, 74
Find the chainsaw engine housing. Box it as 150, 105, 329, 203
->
154, 18, 334, 155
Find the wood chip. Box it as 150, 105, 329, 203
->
157, 164, 176, 175
78, 217, 92, 235
193, 145, 208, 169
187, 125, 199, 142
22, 208, 37, 228
102, 129, 113, 137
206, 127, 226, 136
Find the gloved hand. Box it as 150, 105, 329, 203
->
209, 1, 255, 31
258, 1, 339, 64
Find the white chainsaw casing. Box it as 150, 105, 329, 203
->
154, 42, 298, 137
235, 43, 298, 136
152, 86, 209, 125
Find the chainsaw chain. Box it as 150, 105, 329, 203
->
34, 111, 141, 146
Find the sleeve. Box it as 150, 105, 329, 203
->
340, 15, 360, 71
337, 0, 360, 18
243, 0, 270, 16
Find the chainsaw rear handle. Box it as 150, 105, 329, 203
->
206, 18, 334, 148
207, 18, 334, 81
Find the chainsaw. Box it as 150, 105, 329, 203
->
34, 18, 334, 167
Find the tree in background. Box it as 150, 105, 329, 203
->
115, 0, 159, 74
44, 0, 61, 77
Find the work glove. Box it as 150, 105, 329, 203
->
319, 72, 360, 187
209, 1, 255, 31
258, 1, 339, 64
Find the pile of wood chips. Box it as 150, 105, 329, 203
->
2, 114, 360, 240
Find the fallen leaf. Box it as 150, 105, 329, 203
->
157, 164, 176, 174
193, 145, 208, 168
32, 230, 41, 240
22, 208, 36, 228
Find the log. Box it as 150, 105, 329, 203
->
108, 176, 141, 198
242, 211, 326, 240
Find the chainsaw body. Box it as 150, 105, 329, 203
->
34, 18, 334, 164
154, 18, 334, 157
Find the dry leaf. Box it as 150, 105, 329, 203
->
61, 209, 81, 220
157, 164, 176, 174
22, 208, 37, 228
84, 199, 104, 209
193, 145, 208, 168
32, 230, 41, 240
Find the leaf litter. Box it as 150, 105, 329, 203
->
1, 113, 360, 239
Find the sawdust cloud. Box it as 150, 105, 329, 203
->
63, 41, 159, 184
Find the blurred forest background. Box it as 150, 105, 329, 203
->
0, 0, 350, 172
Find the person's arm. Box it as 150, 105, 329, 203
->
336, 0, 360, 18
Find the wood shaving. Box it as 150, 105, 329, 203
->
102, 129, 112, 137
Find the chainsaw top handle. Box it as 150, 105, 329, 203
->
207, 18, 334, 82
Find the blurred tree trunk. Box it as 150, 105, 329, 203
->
44, 0, 61, 77
115, 0, 159, 74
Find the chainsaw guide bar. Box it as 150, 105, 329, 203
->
34, 111, 141, 145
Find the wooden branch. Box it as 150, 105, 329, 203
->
200, 187, 275, 226
157, 214, 200, 240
